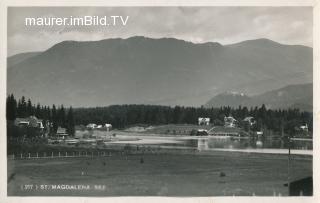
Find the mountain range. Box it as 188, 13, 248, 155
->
204, 83, 312, 111
7, 36, 312, 109
7, 52, 40, 67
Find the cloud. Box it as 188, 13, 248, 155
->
7, 7, 312, 56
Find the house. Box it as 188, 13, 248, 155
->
56, 127, 68, 138
104, 123, 112, 129
256, 131, 263, 136
224, 116, 237, 128
14, 116, 44, 129
300, 124, 308, 132
86, 123, 97, 129
243, 116, 256, 126
198, 117, 210, 126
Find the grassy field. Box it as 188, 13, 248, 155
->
7, 151, 312, 196
123, 124, 214, 135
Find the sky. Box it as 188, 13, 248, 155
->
7, 7, 313, 56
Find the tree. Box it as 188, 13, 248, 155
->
6, 94, 17, 121
51, 105, 58, 133
173, 106, 182, 124
18, 96, 27, 117
27, 99, 33, 116
57, 105, 66, 128
66, 107, 75, 136
35, 103, 41, 118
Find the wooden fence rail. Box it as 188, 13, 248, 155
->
7, 151, 118, 160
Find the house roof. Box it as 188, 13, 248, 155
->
224, 116, 237, 122
243, 116, 254, 121
57, 127, 67, 134
15, 116, 43, 128
15, 116, 43, 123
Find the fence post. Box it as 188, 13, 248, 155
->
43, 152, 46, 158
79, 151, 81, 157
66, 152, 68, 157
20, 153, 22, 159
12, 154, 15, 160
36, 152, 38, 158
51, 152, 53, 158
59, 152, 61, 157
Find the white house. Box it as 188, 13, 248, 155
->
86, 123, 97, 129
198, 117, 210, 126
224, 116, 237, 128
256, 131, 263, 136
243, 116, 256, 126
300, 124, 308, 132
104, 123, 112, 129
14, 116, 44, 129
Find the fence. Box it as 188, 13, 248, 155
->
7, 145, 199, 160
8, 151, 116, 160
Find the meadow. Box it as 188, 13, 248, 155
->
7, 150, 312, 196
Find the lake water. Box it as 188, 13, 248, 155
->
76, 130, 312, 155
178, 137, 313, 151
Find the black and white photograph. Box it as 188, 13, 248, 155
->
1, 1, 319, 201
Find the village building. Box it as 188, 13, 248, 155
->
256, 131, 263, 136
300, 124, 308, 132
224, 116, 237, 128
198, 117, 210, 126
86, 123, 97, 129
243, 116, 256, 126
14, 116, 44, 129
105, 123, 112, 129
56, 127, 68, 138
86, 123, 112, 130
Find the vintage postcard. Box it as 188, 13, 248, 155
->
0, 0, 319, 203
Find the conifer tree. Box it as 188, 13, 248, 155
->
67, 107, 75, 136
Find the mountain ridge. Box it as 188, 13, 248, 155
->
7, 36, 312, 108
205, 83, 312, 111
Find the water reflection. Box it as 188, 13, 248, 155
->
191, 137, 313, 151
79, 130, 312, 151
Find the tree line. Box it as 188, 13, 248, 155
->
74, 104, 312, 135
7, 94, 313, 136
6, 94, 75, 136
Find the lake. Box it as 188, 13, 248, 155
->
78, 130, 312, 155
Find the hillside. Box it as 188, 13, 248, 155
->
7, 52, 40, 67
205, 83, 312, 111
7, 36, 312, 107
